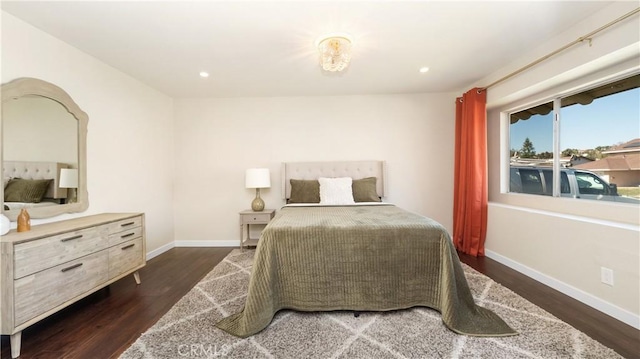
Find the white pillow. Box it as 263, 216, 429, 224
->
318, 177, 355, 205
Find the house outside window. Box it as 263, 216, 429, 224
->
508, 74, 640, 205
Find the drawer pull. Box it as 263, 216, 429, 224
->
61, 235, 83, 242
121, 233, 135, 239
121, 243, 135, 250
61, 263, 83, 272
121, 221, 135, 227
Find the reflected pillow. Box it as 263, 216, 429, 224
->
289, 179, 320, 203
4, 178, 52, 203
352, 177, 381, 202
319, 177, 355, 205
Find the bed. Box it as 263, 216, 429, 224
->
3, 161, 70, 210
216, 161, 515, 338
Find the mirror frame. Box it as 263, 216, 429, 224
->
1, 77, 89, 220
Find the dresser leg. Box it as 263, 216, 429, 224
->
10, 331, 21, 358
133, 271, 141, 285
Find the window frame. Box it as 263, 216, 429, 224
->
501, 71, 640, 205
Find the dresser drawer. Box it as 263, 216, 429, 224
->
241, 213, 272, 224
14, 250, 109, 326
108, 226, 143, 247
13, 226, 108, 279
106, 216, 142, 235
108, 238, 144, 280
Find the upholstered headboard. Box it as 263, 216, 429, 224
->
3, 161, 70, 199
282, 160, 386, 200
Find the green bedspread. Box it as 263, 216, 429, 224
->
216, 205, 516, 338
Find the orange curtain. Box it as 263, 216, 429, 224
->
453, 88, 487, 257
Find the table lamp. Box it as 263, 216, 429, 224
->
59, 168, 78, 203
245, 168, 270, 211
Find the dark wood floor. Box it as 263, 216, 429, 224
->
1, 247, 638, 358
458, 253, 640, 359
0, 247, 232, 359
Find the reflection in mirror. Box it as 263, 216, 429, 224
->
4, 96, 77, 165
1, 78, 88, 221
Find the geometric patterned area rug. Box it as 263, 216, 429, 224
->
120, 249, 622, 359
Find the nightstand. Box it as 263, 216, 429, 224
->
239, 209, 275, 250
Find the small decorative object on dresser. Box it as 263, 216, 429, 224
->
239, 209, 275, 250
0, 213, 146, 358
245, 168, 271, 212
16, 209, 30, 232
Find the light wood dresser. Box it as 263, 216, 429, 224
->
0, 213, 146, 358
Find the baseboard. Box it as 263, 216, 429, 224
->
175, 240, 240, 247
486, 249, 640, 330
146, 241, 175, 261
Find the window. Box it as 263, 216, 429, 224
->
508, 74, 640, 205
575, 171, 608, 196
519, 168, 543, 194
510, 168, 570, 196
541, 170, 570, 196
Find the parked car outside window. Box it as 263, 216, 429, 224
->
510, 166, 639, 204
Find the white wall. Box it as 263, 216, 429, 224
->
173, 94, 456, 245
1, 12, 176, 254
475, 2, 640, 328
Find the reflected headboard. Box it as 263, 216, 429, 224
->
3, 161, 70, 199
282, 160, 386, 200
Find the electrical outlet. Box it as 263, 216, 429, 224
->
601, 267, 614, 286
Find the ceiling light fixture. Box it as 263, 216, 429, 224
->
199, 71, 209, 78
315, 33, 353, 72
419, 67, 430, 73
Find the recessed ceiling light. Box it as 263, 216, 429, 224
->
199, 71, 209, 78
419, 67, 430, 73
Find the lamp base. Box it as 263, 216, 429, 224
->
251, 189, 265, 211
67, 188, 77, 204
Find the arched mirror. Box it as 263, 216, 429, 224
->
1, 77, 88, 220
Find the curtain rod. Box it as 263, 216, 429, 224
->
480, 7, 640, 92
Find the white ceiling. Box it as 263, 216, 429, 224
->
1, 1, 613, 98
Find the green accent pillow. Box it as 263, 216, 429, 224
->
4, 178, 52, 203
352, 177, 381, 202
289, 179, 320, 203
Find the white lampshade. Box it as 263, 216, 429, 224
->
245, 168, 271, 189
0, 214, 10, 235
59, 168, 78, 189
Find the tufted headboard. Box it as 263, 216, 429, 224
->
3, 161, 70, 199
282, 160, 386, 200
